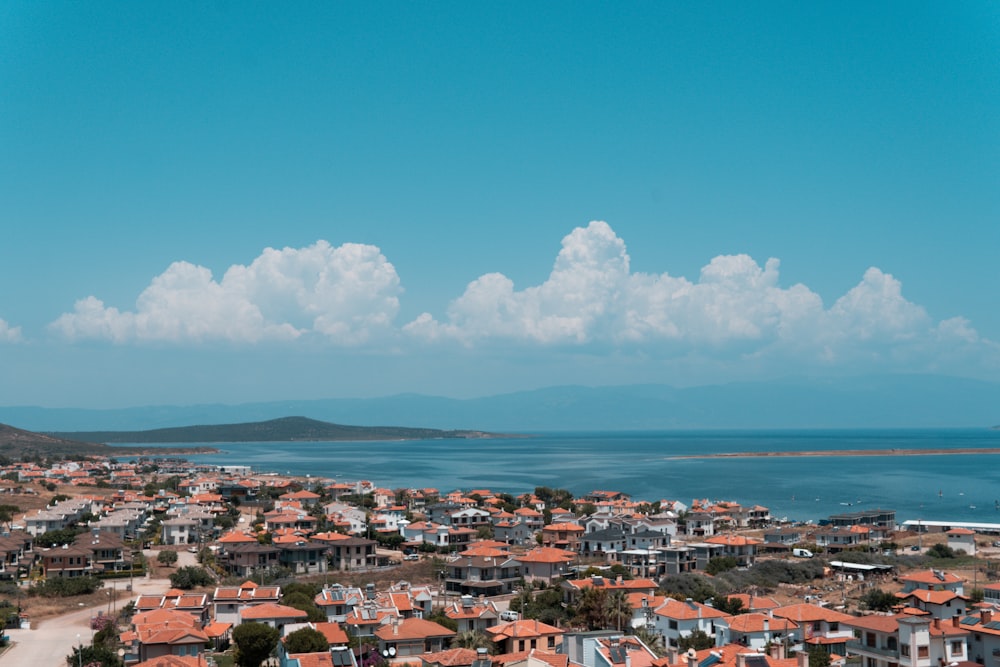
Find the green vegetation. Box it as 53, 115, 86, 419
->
509, 585, 569, 625
156, 550, 178, 566
169, 565, 214, 589
32, 575, 103, 597
859, 588, 898, 612
451, 630, 495, 653
233, 622, 281, 667
65, 644, 123, 667
283, 627, 330, 654
678, 629, 714, 651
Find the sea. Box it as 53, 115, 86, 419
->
114, 428, 1000, 526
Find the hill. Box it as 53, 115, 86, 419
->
0, 423, 110, 459
48, 415, 495, 444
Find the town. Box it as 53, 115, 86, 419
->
2, 454, 1000, 667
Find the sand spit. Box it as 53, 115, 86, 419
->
669, 447, 1000, 460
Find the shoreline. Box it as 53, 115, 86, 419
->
669, 447, 1000, 459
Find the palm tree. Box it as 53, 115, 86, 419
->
631, 627, 666, 657
451, 630, 495, 653
575, 587, 607, 630
604, 590, 633, 633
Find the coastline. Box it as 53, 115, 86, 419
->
669, 447, 1000, 459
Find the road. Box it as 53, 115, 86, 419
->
4, 559, 178, 667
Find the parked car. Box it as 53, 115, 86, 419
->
403, 553, 419, 561
910, 545, 921, 551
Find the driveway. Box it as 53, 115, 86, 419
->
5, 573, 174, 667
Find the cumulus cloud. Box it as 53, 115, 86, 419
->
405, 221, 987, 368
0, 318, 22, 343
50, 241, 401, 344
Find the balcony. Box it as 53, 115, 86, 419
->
846, 640, 901, 659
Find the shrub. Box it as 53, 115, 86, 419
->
169, 565, 214, 590
33, 575, 103, 597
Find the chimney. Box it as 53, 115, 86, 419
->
736, 653, 748, 667
667, 647, 679, 665
982, 610, 993, 625
933, 618, 941, 631
797, 651, 809, 667
952, 613, 961, 628
770, 643, 785, 660
686, 649, 698, 667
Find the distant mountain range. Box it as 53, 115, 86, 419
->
2, 374, 998, 433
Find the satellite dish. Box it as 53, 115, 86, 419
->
389, 647, 397, 656
687, 649, 697, 660
383, 650, 389, 658
118, 649, 126, 657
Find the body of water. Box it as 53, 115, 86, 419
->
117, 429, 1000, 525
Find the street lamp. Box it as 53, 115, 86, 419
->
76, 633, 83, 667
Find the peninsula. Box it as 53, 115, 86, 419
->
46, 415, 498, 444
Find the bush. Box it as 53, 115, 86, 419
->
32, 575, 103, 597
169, 565, 214, 590
66, 643, 124, 667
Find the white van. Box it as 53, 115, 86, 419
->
792, 548, 814, 558
499, 610, 520, 622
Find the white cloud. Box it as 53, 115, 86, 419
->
0, 318, 22, 343
405, 221, 990, 371
50, 241, 401, 344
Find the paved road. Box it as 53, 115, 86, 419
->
5, 573, 174, 667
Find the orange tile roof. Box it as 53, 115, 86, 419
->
515, 547, 575, 564
313, 622, 350, 644
374, 617, 456, 641
487, 619, 563, 640
772, 603, 854, 624
422, 647, 481, 666
288, 653, 335, 667
240, 603, 309, 620
133, 657, 210, 667
653, 598, 728, 621
724, 613, 797, 633
899, 570, 963, 585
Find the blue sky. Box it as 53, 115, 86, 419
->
1, 2, 998, 408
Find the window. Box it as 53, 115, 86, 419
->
669, 620, 678, 630
951, 641, 963, 655
900, 644, 909, 657
917, 646, 929, 658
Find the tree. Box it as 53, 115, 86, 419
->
927, 543, 956, 559
66, 644, 124, 667
678, 629, 714, 651
575, 586, 608, 630
713, 595, 746, 616
451, 630, 495, 652
705, 556, 739, 575
631, 627, 666, 657
284, 627, 330, 654
282, 591, 326, 622
859, 588, 897, 612
156, 550, 178, 567
233, 622, 281, 667
604, 590, 633, 632
808, 647, 832, 667
169, 565, 214, 589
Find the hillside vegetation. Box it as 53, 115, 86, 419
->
0, 423, 110, 459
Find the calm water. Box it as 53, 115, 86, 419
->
117, 429, 1000, 525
